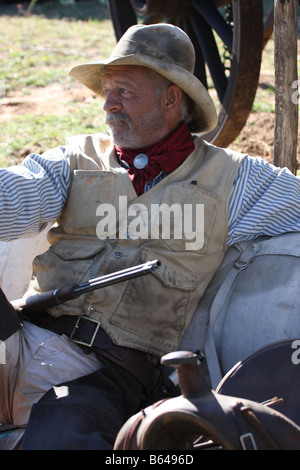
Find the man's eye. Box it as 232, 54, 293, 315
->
120, 88, 130, 95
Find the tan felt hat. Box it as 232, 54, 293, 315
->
69, 23, 217, 133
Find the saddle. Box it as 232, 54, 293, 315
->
2, 340, 300, 450
114, 345, 300, 450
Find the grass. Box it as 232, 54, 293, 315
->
0, 99, 106, 167
0, 1, 115, 164
0, 14, 113, 93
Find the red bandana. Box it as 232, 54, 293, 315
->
115, 122, 195, 195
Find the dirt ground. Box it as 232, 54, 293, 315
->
230, 111, 276, 164
0, 85, 276, 150
0, 80, 282, 162
0, 82, 93, 120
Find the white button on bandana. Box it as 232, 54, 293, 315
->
133, 153, 149, 169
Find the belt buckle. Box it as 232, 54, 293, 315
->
69, 315, 101, 348
240, 432, 257, 450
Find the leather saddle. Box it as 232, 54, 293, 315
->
114, 342, 300, 450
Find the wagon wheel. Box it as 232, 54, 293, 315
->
107, 0, 264, 148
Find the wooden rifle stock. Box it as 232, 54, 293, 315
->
12, 260, 161, 314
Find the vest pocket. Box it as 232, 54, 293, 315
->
31, 239, 106, 293
61, 171, 118, 235
49, 239, 105, 261
110, 249, 196, 351
150, 182, 222, 254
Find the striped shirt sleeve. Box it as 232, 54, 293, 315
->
1, 146, 299, 246
0, 146, 71, 241
227, 156, 300, 246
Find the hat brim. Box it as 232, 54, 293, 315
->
68, 54, 217, 134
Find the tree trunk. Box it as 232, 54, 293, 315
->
273, 0, 298, 174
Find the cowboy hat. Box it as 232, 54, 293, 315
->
68, 23, 217, 133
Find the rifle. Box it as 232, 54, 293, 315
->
12, 259, 161, 314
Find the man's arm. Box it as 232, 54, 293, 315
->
227, 156, 300, 245
0, 147, 71, 241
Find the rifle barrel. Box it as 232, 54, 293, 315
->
73, 259, 161, 295
12, 259, 161, 313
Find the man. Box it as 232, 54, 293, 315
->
0, 23, 299, 450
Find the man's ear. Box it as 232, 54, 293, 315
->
163, 85, 182, 114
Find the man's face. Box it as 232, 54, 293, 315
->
102, 65, 168, 148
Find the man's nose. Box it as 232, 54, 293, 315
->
103, 91, 122, 113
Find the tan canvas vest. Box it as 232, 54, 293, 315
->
27, 133, 245, 357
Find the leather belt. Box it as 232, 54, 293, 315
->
26, 312, 158, 388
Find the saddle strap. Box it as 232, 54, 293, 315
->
231, 402, 279, 450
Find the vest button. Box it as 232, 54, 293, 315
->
87, 305, 96, 313
113, 251, 122, 258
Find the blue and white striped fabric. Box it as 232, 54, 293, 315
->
0, 147, 299, 245
0, 147, 70, 241
227, 156, 300, 245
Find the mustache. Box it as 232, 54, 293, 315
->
105, 112, 132, 128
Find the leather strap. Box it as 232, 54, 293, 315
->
231, 402, 279, 450
0, 288, 22, 341
26, 312, 158, 388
